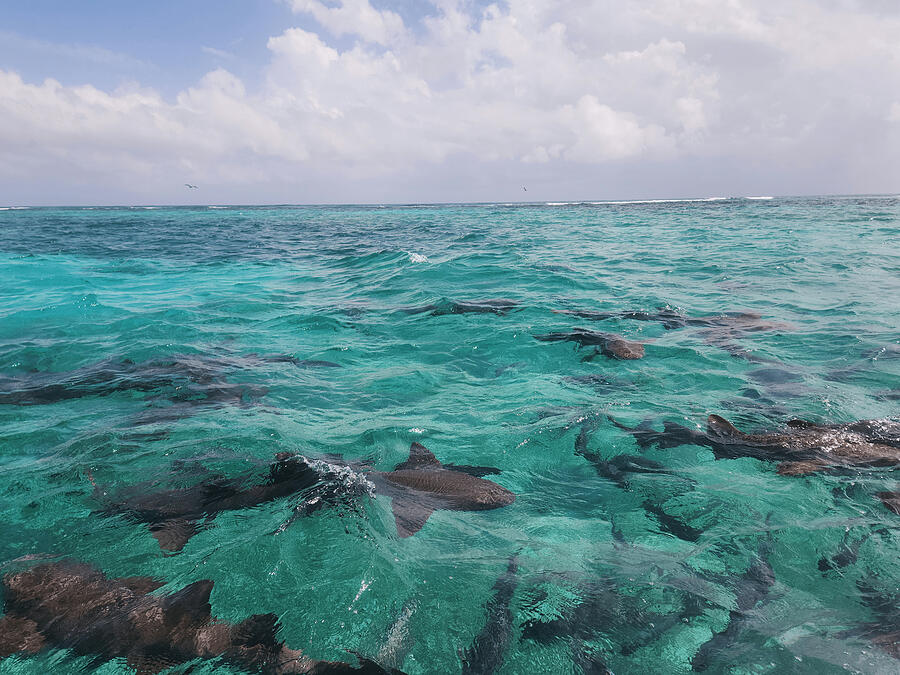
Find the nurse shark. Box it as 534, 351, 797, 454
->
0, 561, 397, 674
368, 443, 516, 538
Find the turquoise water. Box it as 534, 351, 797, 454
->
0, 197, 898, 674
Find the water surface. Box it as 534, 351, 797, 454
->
1, 197, 898, 673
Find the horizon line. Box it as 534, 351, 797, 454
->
2, 192, 899, 209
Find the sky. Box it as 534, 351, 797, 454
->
1, 0, 899, 205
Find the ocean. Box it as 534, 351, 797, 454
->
0, 196, 898, 674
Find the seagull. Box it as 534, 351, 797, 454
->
184, 183, 198, 189
522, 186, 527, 191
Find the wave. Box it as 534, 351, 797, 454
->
589, 197, 732, 205
542, 197, 742, 206
407, 252, 430, 263
208, 206, 228, 210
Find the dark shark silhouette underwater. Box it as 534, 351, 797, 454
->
0, 561, 400, 674
92, 452, 365, 551
0, 353, 336, 407
95, 443, 515, 549
398, 299, 520, 317
553, 307, 795, 363
460, 555, 520, 675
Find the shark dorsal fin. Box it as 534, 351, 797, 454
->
233, 612, 280, 647
394, 443, 442, 471
161, 579, 213, 625
707, 414, 744, 437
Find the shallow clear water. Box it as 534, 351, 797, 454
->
0, 197, 898, 674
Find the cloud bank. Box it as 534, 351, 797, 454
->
1, 0, 898, 203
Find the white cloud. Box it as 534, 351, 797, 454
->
289, 0, 405, 45
1, 0, 899, 201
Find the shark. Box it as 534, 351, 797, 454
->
93, 453, 366, 551
521, 575, 699, 674
368, 443, 516, 538
704, 415, 900, 475
848, 579, 900, 660
817, 527, 890, 573
613, 415, 900, 476
575, 414, 683, 492
691, 534, 777, 671
534, 329, 645, 360
398, 299, 520, 317
553, 308, 794, 334
0, 561, 397, 674
460, 555, 520, 675
553, 308, 794, 363
0, 352, 335, 407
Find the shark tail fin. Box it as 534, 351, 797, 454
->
707, 414, 744, 438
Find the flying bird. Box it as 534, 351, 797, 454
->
184, 183, 198, 189
522, 186, 527, 191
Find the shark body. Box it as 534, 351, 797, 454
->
691, 536, 776, 671
399, 299, 519, 317
534, 329, 645, 360
614, 415, 900, 476
0, 561, 393, 674
704, 415, 900, 475
369, 443, 515, 537
460, 555, 520, 675
95, 453, 360, 551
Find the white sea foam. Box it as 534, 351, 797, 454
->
351, 578, 371, 605
208, 205, 228, 209
1, 206, 30, 210
589, 197, 731, 205
407, 252, 429, 263
747, 196, 774, 200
